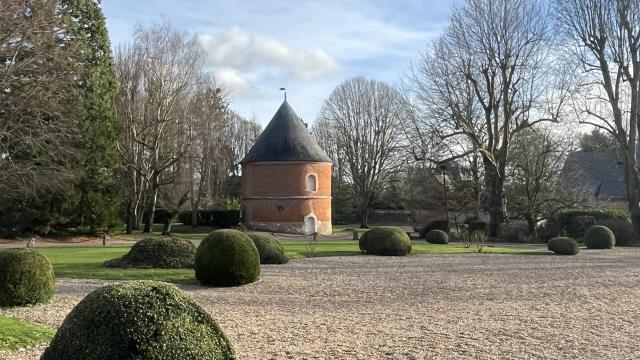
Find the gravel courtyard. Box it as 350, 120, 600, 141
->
3, 250, 640, 359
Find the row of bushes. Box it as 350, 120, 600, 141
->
176, 209, 241, 228
548, 224, 617, 255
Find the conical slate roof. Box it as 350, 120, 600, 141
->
240, 100, 332, 163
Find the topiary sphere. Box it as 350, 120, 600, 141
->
359, 227, 412, 256
40, 281, 235, 360
0, 248, 54, 307
548, 237, 580, 255
247, 233, 289, 264
196, 229, 261, 286
584, 225, 615, 249
104, 237, 196, 269
425, 229, 449, 244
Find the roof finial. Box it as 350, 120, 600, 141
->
279, 87, 287, 101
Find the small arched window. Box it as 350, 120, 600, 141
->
306, 174, 317, 192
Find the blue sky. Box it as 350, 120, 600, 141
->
101, 0, 454, 126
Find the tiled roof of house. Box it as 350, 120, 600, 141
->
560, 151, 627, 199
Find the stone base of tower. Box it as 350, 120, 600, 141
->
246, 221, 332, 236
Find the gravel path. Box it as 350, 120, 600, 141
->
3, 250, 640, 359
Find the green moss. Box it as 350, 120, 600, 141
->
104, 237, 196, 269
247, 233, 289, 264
0, 248, 55, 307
584, 225, 615, 249
425, 229, 449, 244
548, 237, 579, 255
359, 227, 412, 256
195, 229, 260, 286
41, 281, 235, 360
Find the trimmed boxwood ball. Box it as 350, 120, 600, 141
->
104, 237, 196, 269
359, 227, 412, 256
0, 248, 54, 307
41, 280, 235, 360
247, 233, 289, 264
426, 229, 449, 244
548, 237, 580, 255
196, 229, 260, 286
584, 225, 616, 249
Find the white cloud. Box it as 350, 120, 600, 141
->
199, 27, 338, 80
214, 67, 261, 100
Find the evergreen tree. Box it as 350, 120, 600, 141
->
61, 0, 121, 233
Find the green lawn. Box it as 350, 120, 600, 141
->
34, 241, 546, 282
0, 315, 55, 351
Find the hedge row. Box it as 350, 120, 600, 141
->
177, 210, 241, 228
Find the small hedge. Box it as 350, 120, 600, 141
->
0, 248, 55, 307
178, 209, 240, 228
556, 208, 628, 238
247, 233, 289, 264
212, 210, 241, 228
104, 237, 196, 269
195, 229, 260, 286
425, 229, 449, 244
469, 220, 488, 234
584, 225, 616, 249
548, 237, 579, 255
359, 227, 412, 256
40, 281, 235, 360
419, 219, 449, 238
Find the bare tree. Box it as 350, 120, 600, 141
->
408, 0, 567, 236
0, 0, 81, 199
556, 0, 640, 233
114, 22, 205, 233
318, 77, 407, 228
506, 126, 582, 236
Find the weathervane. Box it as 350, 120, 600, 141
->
279, 87, 287, 101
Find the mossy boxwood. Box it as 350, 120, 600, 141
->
104, 237, 196, 269
359, 227, 412, 256
548, 237, 579, 255
247, 233, 289, 264
40, 281, 235, 360
195, 229, 260, 286
0, 248, 54, 307
425, 229, 449, 244
584, 225, 615, 249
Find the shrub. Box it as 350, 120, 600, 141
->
195, 229, 260, 286
536, 220, 562, 243
152, 208, 173, 224
104, 237, 196, 269
178, 210, 194, 225
0, 249, 55, 307
247, 233, 289, 264
584, 225, 615, 249
419, 219, 449, 238
40, 281, 235, 360
359, 227, 412, 256
594, 219, 637, 246
425, 229, 449, 244
469, 220, 488, 234
212, 210, 241, 228
556, 208, 629, 238
548, 237, 579, 255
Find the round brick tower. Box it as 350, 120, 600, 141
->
241, 100, 333, 235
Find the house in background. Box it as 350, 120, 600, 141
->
560, 150, 628, 212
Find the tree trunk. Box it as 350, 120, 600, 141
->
125, 201, 134, 234
191, 203, 199, 228
142, 178, 159, 233
484, 160, 505, 238
161, 218, 172, 235
359, 207, 369, 229
624, 153, 640, 235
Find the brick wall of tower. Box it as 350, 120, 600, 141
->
241, 162, 332, 235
